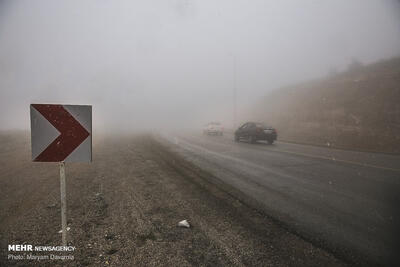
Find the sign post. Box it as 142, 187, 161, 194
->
30, 104, 92, 245
59, 161, 67, 246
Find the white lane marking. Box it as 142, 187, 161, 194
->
165, 136, 370, 200
173, 133, 400, 173
162, 133, 284, 174
172, 137, 307, 182
274, 149, 400, 172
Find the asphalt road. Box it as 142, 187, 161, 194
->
160, 131, 400, 266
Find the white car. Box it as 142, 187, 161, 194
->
203, 122, 224, 136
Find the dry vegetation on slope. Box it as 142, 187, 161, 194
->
251, 57, 400, 153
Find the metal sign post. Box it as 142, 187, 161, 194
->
59, 161, 67, 246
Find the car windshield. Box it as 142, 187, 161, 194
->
255, 123, 269, 129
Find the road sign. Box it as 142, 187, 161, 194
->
30, 103, 92, 246
30, 104, 92, 162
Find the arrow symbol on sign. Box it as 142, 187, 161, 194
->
32, 104, 90, 162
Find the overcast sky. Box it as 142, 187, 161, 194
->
1, 0, 400, 131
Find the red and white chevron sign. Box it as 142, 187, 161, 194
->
30, 104, 92, 162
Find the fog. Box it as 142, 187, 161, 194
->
1, 0, 400, 132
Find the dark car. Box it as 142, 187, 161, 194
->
234, 122, 277, 144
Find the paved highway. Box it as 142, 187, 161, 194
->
160, 131, 400, 266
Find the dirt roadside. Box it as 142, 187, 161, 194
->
0, 132, 346, 266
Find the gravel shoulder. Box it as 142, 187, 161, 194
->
0, 132, 346, 266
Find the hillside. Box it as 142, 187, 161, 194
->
250, 57, 400, 153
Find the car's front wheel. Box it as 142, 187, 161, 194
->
234, 135, 239, 142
